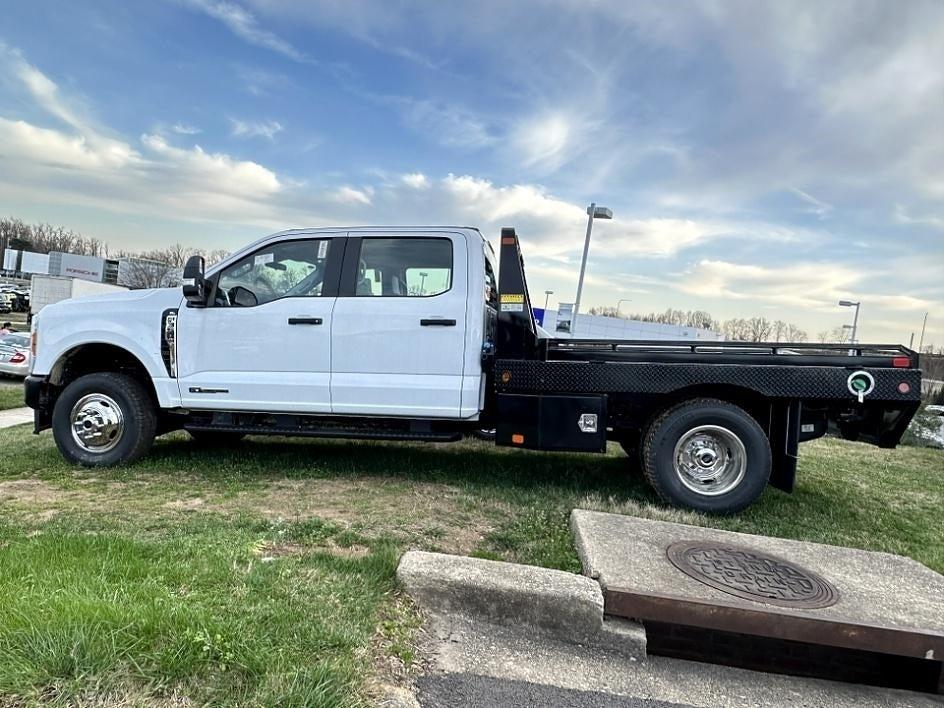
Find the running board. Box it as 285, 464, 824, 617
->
183, 411, 464, 443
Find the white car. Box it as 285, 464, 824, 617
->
0, 333, 30, 377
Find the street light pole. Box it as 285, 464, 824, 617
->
918, 311, 928, 353
419, 271, 428, 295
839, 300, 861, 345
543, 290, 553, 311
616, 298, 632, 316
573, 203, 612, 335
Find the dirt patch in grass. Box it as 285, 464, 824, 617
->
0, 478, 72, 505
223, 476, 497, 554
2, 473, 498, 556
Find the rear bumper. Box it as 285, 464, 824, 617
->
24, 374, 52, 432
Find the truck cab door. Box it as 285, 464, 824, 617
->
330, 231, 470, 418
175, 236, 342, 413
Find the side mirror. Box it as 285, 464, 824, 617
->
182, 255, 207, 307
227, 285, 258, 308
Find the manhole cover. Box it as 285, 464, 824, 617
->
666, 540, 839, 609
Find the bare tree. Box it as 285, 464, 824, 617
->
206, 248, 230, 266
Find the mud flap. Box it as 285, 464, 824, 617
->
769, 402, 800, 493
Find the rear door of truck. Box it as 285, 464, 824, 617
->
329, 230, 469, 418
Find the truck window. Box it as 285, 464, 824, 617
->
354, 238, 452, 297
214, 238, 332, 307
483, 242, 498, 309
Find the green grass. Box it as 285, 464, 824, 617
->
0, 383, 24, 411
0, 425, 941, 705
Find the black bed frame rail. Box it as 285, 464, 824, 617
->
545, 339, 918, 365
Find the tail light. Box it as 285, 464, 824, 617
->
892, 356, 911, 368
10, 352, 26, 364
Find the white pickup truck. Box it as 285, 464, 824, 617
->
25, 226, 922, 514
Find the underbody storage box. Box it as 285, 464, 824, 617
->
496, 393, 607, 452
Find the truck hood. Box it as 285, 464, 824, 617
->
41, 287, 183, 316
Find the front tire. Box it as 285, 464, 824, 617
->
642, 398, 770, 514
52, 372, 157, 467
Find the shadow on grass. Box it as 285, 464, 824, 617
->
146, 433, 657, 505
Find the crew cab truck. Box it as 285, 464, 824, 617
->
25, 226, 922, 514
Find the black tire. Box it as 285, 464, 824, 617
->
188, 430, 246, 446
52, 372, 157, 467
642, 398, 771, 514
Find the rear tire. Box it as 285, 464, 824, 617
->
642, 398, 770, 514
52, 372, 157, 467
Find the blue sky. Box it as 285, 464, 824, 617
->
1, 0, 941, 346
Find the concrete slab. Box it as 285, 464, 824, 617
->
572, 509, 944, 690
0, 406, 31, 429
397, 551, 606, 644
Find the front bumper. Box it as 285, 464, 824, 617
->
24, 374, 52, 432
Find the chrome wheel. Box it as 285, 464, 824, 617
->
673, 425, 746, 496
70, 393, 124, 453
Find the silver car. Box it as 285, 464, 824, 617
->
0, 333, 31, 377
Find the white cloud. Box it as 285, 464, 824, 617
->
180, 0, 306, 62
0, 117, 138, 171
391, 98, 495, 149
141, 134, 280, 196
402, 172, 429, 189
230, 118, 283, 140
671, 259, 938, 315
331, 186, 372, 206
789, 187, 833, 219
172, 122, 201, 135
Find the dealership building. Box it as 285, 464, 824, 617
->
2, 249, 181, 288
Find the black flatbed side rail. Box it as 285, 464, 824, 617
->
543, 338, 919, 368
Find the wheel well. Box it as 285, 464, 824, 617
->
659, 385, 770, 423
49, 344, 157, 402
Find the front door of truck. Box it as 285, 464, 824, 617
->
175, 236, 341, 413
330, 232, 468, 418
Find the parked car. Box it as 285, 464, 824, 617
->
0, 333, 31, 377
25, 226, 922, 514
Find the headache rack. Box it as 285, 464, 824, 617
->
543, 339, 919, 368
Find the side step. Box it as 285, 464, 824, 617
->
183, 411, 464, 443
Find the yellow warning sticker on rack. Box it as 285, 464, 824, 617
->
500, 294, 524, 303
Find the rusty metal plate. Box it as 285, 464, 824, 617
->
666, 540, 840, 609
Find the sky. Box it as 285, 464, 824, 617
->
0, 0, 941, 347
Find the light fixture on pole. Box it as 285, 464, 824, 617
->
838, 300, 860, 344
543, 290, 554, 311
573, 203, 613, 334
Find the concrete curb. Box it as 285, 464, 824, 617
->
571, 509, 602, 585
398, 551, 604, 644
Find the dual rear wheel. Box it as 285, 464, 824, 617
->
634, 398, 771, 515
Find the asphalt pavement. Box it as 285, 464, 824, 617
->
417, 674, 692, 708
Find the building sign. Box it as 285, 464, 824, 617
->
53, 252, 106, 282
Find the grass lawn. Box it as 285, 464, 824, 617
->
0, 382, 24, 411
0, 426, 941, 706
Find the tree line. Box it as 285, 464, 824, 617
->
587, 306, 808, 342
